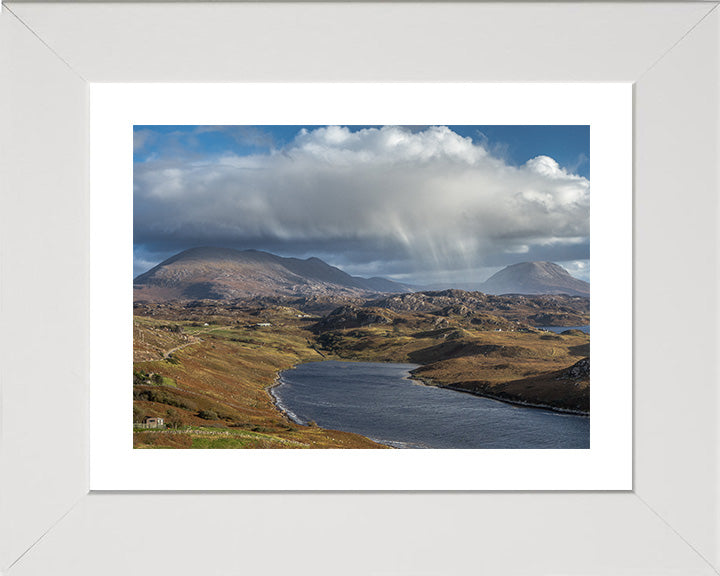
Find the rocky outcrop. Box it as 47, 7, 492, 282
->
312, 305, 391, 332
561, 357, 590, 380
369, 290, 589, 327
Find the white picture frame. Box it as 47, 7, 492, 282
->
1, 2, 718, 575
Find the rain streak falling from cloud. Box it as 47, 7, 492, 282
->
134, 125, 589, 284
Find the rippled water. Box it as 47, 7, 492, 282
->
272, 361, 589, 449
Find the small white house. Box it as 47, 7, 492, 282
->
144, 417, 164, 428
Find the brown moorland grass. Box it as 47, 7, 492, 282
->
133, 313, 387, 448
133, 301, 590, 448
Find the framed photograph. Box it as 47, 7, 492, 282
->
90, 83, 630, 491
2, 2, 718, 575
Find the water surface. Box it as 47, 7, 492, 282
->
272, 361, 589, 449
537, 325, 590, 334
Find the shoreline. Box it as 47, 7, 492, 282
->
266, 366, 393, 447
266, 373, 304, 426
410, 373, 589, 417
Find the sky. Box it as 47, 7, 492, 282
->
134, 125, 590, 285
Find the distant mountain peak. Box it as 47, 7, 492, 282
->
479, 261, 589, 296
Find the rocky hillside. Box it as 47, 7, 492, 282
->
414, 357, 590, 414
368, 289, 589, 327
311, 305, 392, 332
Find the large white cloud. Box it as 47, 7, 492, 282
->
134, 126, 589, 282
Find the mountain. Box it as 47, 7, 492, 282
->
133, 247, 411, 301
478, 262, 590, 296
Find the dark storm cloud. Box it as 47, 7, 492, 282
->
134, 126, 589, 282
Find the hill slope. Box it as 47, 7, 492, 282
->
479, 262, 590, 296
134, 247, 410, 301
368, 289, 589, 327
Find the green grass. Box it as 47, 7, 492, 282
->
203, 328, 243, 338
133, 370, 177, 387
191, 435, 273, 448
160, 376, 177, 387
183, 427, 305, 448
